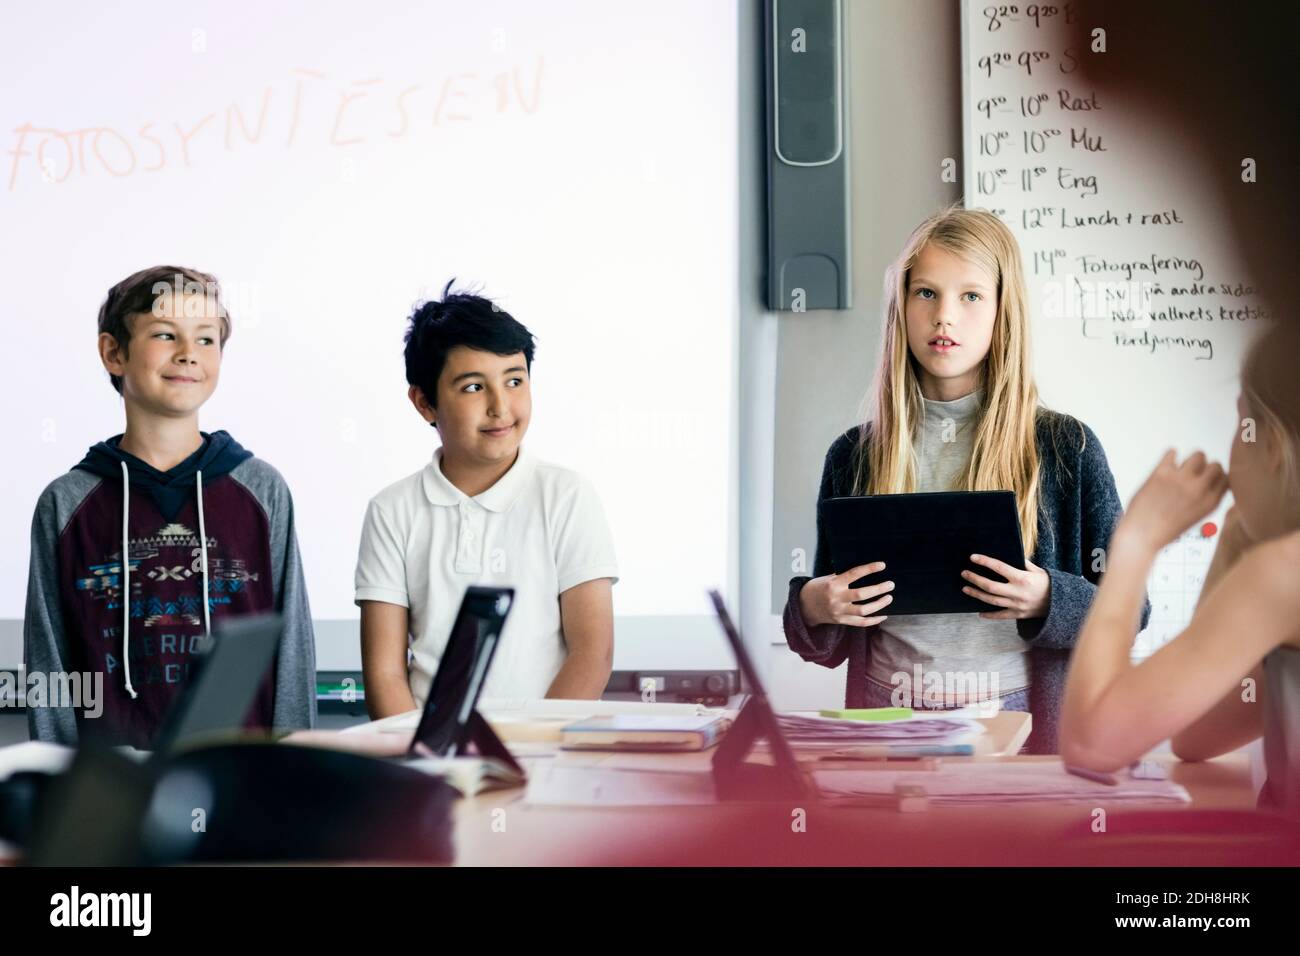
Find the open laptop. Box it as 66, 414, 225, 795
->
706, 589, 809, 800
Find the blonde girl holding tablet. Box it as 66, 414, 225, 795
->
784, 207, 1147, 754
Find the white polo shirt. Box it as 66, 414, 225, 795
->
354, 446, 619, 706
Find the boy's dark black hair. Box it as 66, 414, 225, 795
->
403, 280, 536, 408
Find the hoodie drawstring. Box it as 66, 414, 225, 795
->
120, 462, 138, 700
119, 465, 212, 701
196, 470, 211, 639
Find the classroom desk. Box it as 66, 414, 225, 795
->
4, 714, 1292, 867
284, 710, 1297, 867
446, 746, 1296, 867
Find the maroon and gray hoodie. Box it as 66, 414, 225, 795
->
23, 430, 317, 748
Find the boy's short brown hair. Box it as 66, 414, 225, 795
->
97, 265, 232, 394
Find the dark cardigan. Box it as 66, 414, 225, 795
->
783, 410, 1151, 754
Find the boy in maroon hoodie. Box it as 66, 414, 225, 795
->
23, 266, 317, 748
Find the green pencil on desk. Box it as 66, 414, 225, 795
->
819, 707, 913, 721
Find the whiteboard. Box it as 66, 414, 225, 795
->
961, 2, 1261, 655
0, 0, 740, 670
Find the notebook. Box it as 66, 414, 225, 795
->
561, 714, 732, 751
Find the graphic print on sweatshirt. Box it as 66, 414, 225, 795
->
76, 521, 261, 656
58, 477, 277, 747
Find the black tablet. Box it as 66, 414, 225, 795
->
409, 585, 514, 760
821, 491, 1026, 615
152, 613, 283, 758
706, 589, 808, 800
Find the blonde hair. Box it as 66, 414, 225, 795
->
853, 206, 1050, 556
1240, 321, 1300, 524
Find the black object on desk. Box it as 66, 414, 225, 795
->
821, 490, 1026, 615
25, 746, 156, 866
135, 584, 525, 864
151, 613, 284, 758
707, 590, 810, 802
25, 614, 291, 865
154, 585, 523, 863
9, 614, 285, 860
22, 609, 465, 865
150, 742, 458, 864
406, 585, 522, 776
147, 585, 520, 863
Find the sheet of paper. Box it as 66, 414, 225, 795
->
284, 728, 413, 755
405, 754, 526, 795
482, 698, 714, 718
351, 699, 719, 735
341, 708, 421, 735
524, 763, 717, 807
814, 761, 1191, 805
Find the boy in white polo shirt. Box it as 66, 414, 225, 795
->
355, 282, 619, 718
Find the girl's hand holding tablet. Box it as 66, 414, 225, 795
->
961, 555, 1051, 620
799, 562, 894, 627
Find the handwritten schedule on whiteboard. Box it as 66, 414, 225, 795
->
961, 2, 1268, 655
